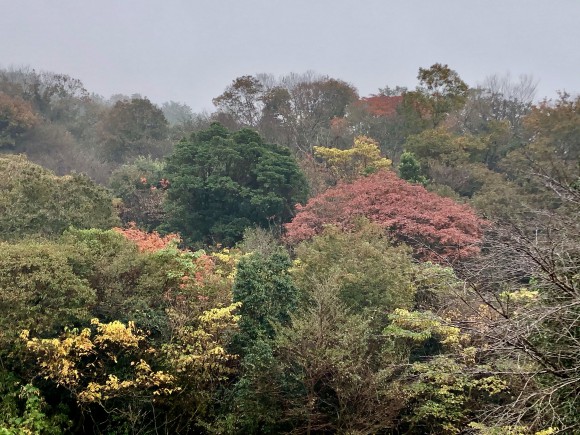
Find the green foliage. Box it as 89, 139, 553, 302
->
0, 241, 95, 349
412, 63, 469, 127
412, 261, 464, 311
164, 123, 308, 246
60, 227, 194, 335
232, 250, 299, 348
398, 150, 428, 185
405, 128, 486, 168
385, 309, 507, 434
0, 64, 579, 434
213, 75, 264, 127
268, 275, 403, 433
403, 128, 500, 197
292, 222, 417, 318
109, 156, 166, 199
0, 155, 119, 240
0, 371, 69, 434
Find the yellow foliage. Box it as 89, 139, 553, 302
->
23, 319, 177, 405
163, 303, 241, 384
468, 423, 557, 435
91, 318, 143, 349
314, 135, 391, 182
500, 288, 539, 303
386, 308, 469, 350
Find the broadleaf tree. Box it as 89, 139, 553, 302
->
164, 123, 308, 246
284, 170, 484, 263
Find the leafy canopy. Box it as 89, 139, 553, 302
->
285, 170, 484, 263
0, 154, 118, 241
164, 123, 308, 246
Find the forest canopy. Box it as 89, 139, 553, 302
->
0, 63, 578, 434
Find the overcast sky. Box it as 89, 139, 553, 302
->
1, 0, 579, 112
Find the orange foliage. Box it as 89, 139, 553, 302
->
355, 95, 403, 118
114, 222, 180, 252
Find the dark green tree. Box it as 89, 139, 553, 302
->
398, 151, 428, 185
225, 249, 300, 433
164, 123, 308, 246
232, 250, 299, 348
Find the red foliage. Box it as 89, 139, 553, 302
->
355, 95, 403, 118
114, 222, 180, 252
284, 171, 485, 263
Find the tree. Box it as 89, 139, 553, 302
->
108, 157, 168, 230
213, 75, 265, 128
383, 309, 507, 434
0, 241, 95, 349
161, 100, 193, 126
481, 73, 537, 131
504, 94, 580, 190
314, 135, 391, 182
284, 170, 484, 263
99, 97, 169, 162
164, 123, 308, 246
0, 155, 119, 240
403, 128, 495, 197
23, 319, 177, 432
452, 74, 536, 141
398, 151, 427, 185
344, 93, 413, 160
232, 250, 299, 349
406, 63, 469, 128
0, 93, 38, 148
261, 74, 359, 152
0, 374, 69, 434
271, 276, 403, 434
355, 94, 404, 118
292, 222, 416, 317
458, 198, 580, 431
0, 68, 89, 125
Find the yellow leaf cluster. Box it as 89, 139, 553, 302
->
164, 303, 241, 384
387, 308, 469, 350
22, 319, 177, 405
91, 318, 143, 349
314, 135, 391, 182
24, 327, 93, 389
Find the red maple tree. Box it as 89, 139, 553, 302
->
284, 170, 485, 263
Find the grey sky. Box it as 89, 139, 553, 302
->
1, 0, 579, 112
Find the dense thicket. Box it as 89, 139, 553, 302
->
0, 63, 578, 434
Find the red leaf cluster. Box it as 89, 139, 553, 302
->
114, 222, 180, 252
284, 171, 485, 263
